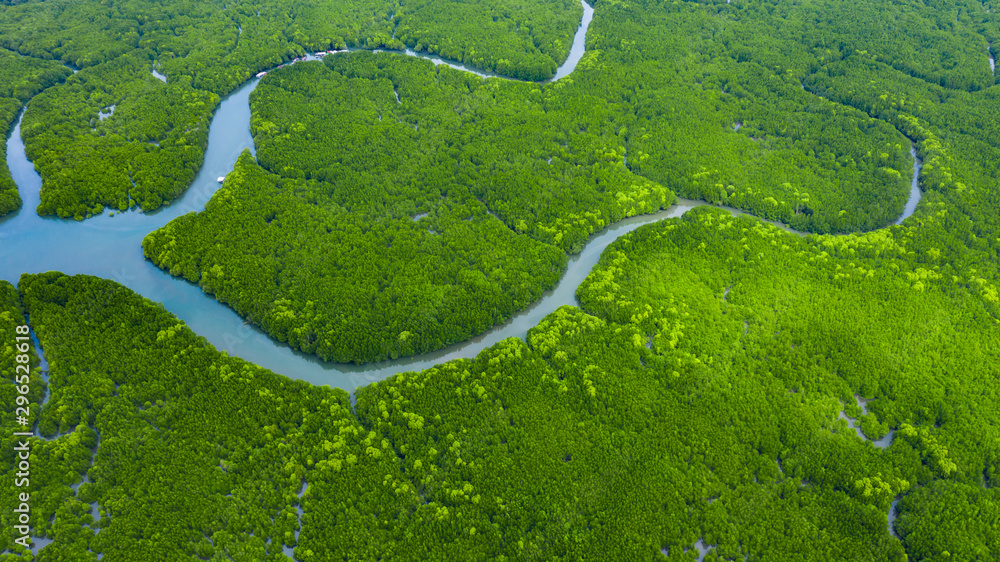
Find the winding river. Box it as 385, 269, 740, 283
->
0, 0, 920, 394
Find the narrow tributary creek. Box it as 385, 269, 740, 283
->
19, 322, 103, 556
838, 394, 895, 448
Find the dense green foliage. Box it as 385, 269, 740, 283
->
0, 281, 46, 556
1, 105, 22, 217
143, 53, 673, 363
144, 150, 567, 363
252, 54, 674, 252
22, 51, 219, 218
346, 206, 1000, 559
0, 50, 71, 217
133, 0, 1000, 544
146, 30, 918, 363
895, 480, 1000, 559
10, 272, 417, 560
571, 206, 1000, 558
8, 0, 1000, 557
581, 0, 931, 233
0, 0, 580, 218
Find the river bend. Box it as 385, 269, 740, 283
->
0, 0, 920, 391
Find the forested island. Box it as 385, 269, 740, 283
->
3, 0, 1000, 559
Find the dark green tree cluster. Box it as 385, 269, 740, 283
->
21, 51, 219, 219
144, 150, 567, 364
895, 480, 1000, 559
805, 0, 999, 91
660, 0, 999, 91
253, 53, 675, 252
0, 50, 72, 217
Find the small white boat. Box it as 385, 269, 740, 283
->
217, 176, 225, 183
256, 71, 267, 78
